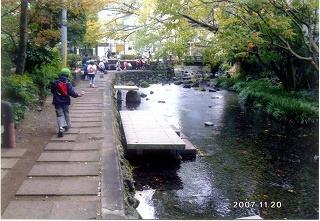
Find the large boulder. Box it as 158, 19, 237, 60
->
126, 90, 141, 103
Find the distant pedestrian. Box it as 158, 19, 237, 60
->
123, 61, 128, 70
82, 60, 89, 80
116, 59, 122, 71
107, 49, 112, 59
51, 68, 85, 137
87, 60, 97, 87
82, 53, 89, 65
127, 62, 132, 70
103, 58, 109, 71
98, 60, 105, 72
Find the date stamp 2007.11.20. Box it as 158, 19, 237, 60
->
233, 201, 282, 209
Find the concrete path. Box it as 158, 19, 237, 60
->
1, 72, 126, 219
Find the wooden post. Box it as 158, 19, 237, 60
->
1, 101, 16, 148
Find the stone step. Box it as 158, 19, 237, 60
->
37, 151, 100, 162
2, 200, 98, 219
28, 162, 99, 176
16, 177, 99, 195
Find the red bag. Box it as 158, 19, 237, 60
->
57, 81, 68, 96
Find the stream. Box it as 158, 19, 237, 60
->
119, 83, 318, 219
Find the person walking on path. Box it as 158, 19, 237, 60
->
82, 60, 89, 80
87, 60, 97, 87
51, 68, 85, 137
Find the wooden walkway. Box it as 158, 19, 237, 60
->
120, 111, 186, 152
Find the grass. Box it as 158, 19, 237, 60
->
213, 78, 318, 125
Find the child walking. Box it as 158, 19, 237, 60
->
51, 68, 85, 137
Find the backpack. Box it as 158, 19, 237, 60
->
88, 65, 94, 73
57, 81, 68, 96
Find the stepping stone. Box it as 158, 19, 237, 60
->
73, 142, 102, 150
16, 177, 99, 195
1, 170, 8, 178
38, 151, 100, 162
2, 201, 98, 219
1, 149, 27, 158
71, 110, 102, 114
1, 158, 19, 169
80, 128, 103, 134
44, 142, 74, 151
51, 134, 77, 141
72, 117, 102, 122
71, 122, 102, 128
28, 162, 99, 176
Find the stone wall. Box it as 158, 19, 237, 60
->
71, 69, 82, 87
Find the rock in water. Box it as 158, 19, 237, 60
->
126, 90, 141, 103
205, 122, 214, 126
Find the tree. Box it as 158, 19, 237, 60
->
15, 0, 28, 75
126, 0, 319, 90
214, 0, 319, 90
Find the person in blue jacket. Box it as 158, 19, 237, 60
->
51, 68, 85, 137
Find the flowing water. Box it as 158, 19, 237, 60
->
120, 84, 318, 219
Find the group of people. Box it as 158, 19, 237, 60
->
82, 54, 109, 88
136, 58, 146, 70
116, 59, 132, 71
51, 50, 153, 137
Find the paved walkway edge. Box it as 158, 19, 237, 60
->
101, 73, 126, 219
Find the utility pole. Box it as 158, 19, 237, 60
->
61, 7, 67, 67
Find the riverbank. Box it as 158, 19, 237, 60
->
213, 78, 318, 125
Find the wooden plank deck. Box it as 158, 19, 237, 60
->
120, 111, 185, 150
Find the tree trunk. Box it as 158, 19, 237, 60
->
15, 0, 28, 75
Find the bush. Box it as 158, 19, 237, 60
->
213, 78, 318, 125
126, 81, 136, 86
236, 80, 318, 125
1, 74, 38, 123
1, 47, 63, 124
140, 81, 150, 88
28, 63, 61, 101
121, 54, 136, 60
213, 77, 235, 89
67, 54, 82, 69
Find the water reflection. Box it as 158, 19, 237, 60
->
120, 84, 318, 219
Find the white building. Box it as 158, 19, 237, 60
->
97, 38, 136, 58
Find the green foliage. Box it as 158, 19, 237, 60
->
1, 47, 62, 123
121, 55, 136, 60
126, 81, 136, 86
235, 80, 318, 125
220, 62, 232, 72
25, 45, 58, 73
67, 54, 82, 69
140, 81, 150, 88
1, 74, 38, 123
213, 77, 235, 89
152, 79, 159, 84
27, 48, 62, 100
1, 52, 15, 74
213, 77, 318, 125
28, 64, 60, 101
